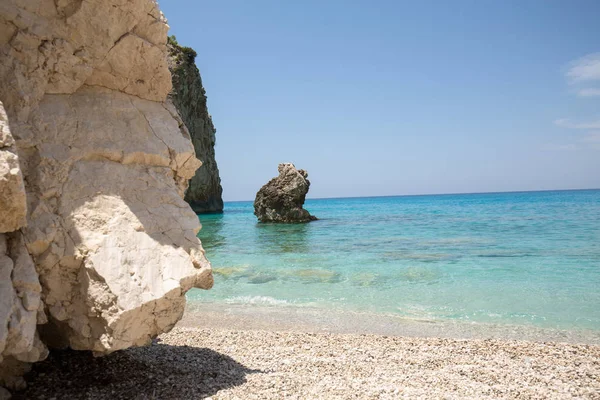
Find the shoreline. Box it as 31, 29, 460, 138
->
13, 304, 600, 398
183, 302, 600, 345
16, 324, 600, 399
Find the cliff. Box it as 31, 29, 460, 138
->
0, 0, 213, 388
168, 37, 224, 214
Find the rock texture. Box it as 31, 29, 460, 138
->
254, 163, 317, 223
168, 37, 223, 214
0, 101, 46, 390
0, 232, 47, 390
0, 0, 213, 388
0, 102, 27, 233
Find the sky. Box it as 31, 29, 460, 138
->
159, 0, 600, 201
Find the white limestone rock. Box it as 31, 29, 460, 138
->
0, 233, 47, 390
0, 0, 213, 386
0, 102, 27, 233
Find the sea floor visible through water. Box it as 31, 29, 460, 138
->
188, 190, 600, 342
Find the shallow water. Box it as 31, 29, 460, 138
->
188, 190, 600, 335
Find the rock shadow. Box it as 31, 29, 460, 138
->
197, 213, 226, 252
13, 342, 262, 399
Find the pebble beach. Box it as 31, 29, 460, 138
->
15, 326, 600, 399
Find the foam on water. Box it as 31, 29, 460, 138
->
187, 190, 600, 337
223, 296, 291, 306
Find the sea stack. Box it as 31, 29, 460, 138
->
254, 163, 317, 223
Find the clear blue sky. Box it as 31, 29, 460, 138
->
160, 0, 600, 201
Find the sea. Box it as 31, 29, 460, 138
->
187, 189, 600, 342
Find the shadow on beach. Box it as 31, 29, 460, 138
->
14, 341, 262, 399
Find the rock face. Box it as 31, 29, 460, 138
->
0, 231, 47, 389
0, 101, 47, 390
0, 0, 213, 388
254, 163, 317, 223
168, 37, 224, 214
0, 103, 27, 233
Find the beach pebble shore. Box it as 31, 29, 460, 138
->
14, 327, 600, 399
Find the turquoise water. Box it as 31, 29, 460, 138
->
189, 190, 600, 332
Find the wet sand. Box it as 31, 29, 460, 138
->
182, 302, 600, 345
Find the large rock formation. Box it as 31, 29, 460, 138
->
0, 104, 26, 234
0, 0, 213, 388
1, 106, 47, 387
168, 37, 224, 214
254, 163, 317, 223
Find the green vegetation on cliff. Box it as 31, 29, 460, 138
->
167, 36, 223, 213
168, 35, 197, 63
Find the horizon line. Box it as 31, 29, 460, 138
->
222, 187, 600, 203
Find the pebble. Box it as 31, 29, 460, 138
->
9, 327, 600, 399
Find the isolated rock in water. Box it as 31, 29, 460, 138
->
0, 0, 213, 387
254, 163, 317, 223
168, 37, 224, 214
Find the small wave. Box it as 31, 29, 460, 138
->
224, 296, 290, 306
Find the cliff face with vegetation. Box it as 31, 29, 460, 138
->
168, 37, 224, 214
0, 0, 213, 388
